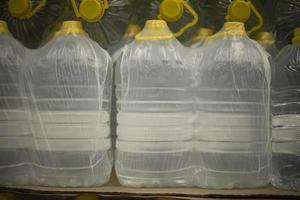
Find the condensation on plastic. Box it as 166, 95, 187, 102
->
271, 42, 300, 191
27, 22, 113, 187
0, 0, 66, 49
274, 0, 300, 49
115, 20, 194, 187
65, 0, 131, 50
0, 24, 34, 186
193, 22, 271, 188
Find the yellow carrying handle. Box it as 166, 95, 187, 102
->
8, 0, 46, 19
247, 0, 263, 35
225, 0, 263, 35
28, 0, 46, 18
158, 0, 198, 37
71, 0, 108, 22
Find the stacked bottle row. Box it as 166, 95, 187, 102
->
0, 18, 300, 191
114, 20, 271, 188
0, 20, 113, 187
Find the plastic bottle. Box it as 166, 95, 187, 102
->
184, 27, 214, 48
30, 21, 112, 187
271, 28, 300, 191
193, 22, 271, 188
0, 0, 66, 49
0, 20, 33, 185
115, 20, 194, 187
255, 32, 279, 58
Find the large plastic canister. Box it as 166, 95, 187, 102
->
29, 21, 112, 187
115, 20, 194, 187
0, 20, 34, 185
271, 28, 300, 191
193, 22, 271, 188
255, 31, 279, 58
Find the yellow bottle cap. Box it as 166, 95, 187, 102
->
0, 193, 15, 200
255, 32, 275, 46
76, 194, 98, 200
227, 0, 250, 22
8, 0, 32, 18
136, 20, 174, 40
292, 27, 300, 44
124, 24, 141, 38
0, 20, 10, 34
159, 0, 183, 22
55, 21, 87, 37
79, 0, 104, 22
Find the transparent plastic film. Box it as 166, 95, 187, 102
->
0, 21, 34, 185
194, 20, 271, 188
28, 21, 112, 187
271, 29, 300, 191
115, 20, 194, 187
0, 0, 66, 49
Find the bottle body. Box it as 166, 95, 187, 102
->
0, 33, 34, 185
115, 39, 194, 187
271, 44, 300, 191
30, 33, 112, 187
194, 37, 271, 188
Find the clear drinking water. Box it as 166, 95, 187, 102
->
0, 28, 33, 185
272, 43, 300, 191
115, 22, 194, 186
30, 22, 113, 187
194, 34, 271, 188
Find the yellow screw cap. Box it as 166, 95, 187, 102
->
159, 0, 184, 22
55, 21, 87, 36
8, 0, 32, 18
228, 0, 250, 22
124, 24, 141, 38
0, 193, 15, 200
255, 32, 275, 46
79, 0, 104, 22
76, 194, 98, 200
0, 20, 10, 34
292, 27, 300, 44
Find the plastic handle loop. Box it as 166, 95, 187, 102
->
158, 0, 198, 37
247, 0, 263, 35
71, 0, 109, 22
27, 0, 46, 18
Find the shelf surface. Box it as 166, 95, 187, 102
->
1, 173, 300, 199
